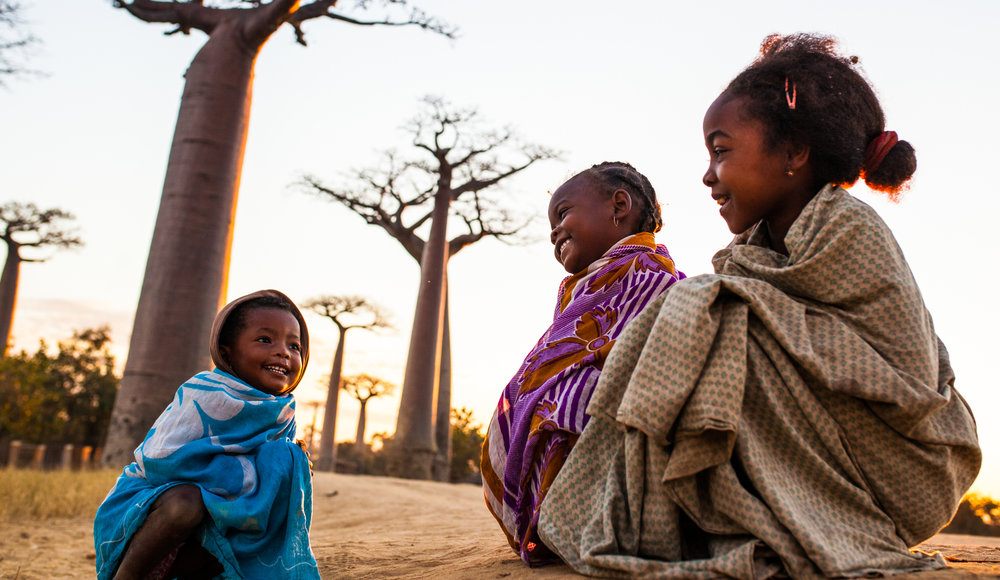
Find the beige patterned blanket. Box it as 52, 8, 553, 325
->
537, 186, 981, 579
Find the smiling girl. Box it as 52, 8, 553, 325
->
94, 289, 320, 580
482, 162, 684, 565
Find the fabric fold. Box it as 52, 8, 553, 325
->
538, 186, 980, 578
94, 370, 319, 579
483, 232, 684, 564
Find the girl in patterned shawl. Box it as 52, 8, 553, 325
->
94, 289, 320, 579
537, 34, 981, 578
482, 162, 685, 564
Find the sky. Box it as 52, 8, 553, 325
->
3, 0, 999, 493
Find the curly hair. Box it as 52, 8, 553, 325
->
724, 33, 916, 198
583, 161, 663, 233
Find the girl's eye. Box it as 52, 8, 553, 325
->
290, 344, 301, 352
256, 336, 271, 344
712, 148, 727, 158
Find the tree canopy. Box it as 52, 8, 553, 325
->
0, 202, 82, 262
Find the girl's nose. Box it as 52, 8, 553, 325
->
550, 226, 560, 245
702, 165, 717, 187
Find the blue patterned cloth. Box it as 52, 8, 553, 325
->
94, 370, 319, 579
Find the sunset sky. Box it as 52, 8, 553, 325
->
3, 0, 998, 493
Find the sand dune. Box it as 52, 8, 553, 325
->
1, 472, 997, 578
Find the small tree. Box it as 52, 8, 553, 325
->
341, 373, 395, 450
301, 96, 557, 480
0, 202, 82, 355
449, 406, 484, 484
303, 295, 390, 471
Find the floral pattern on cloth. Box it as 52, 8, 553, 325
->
537, 185, 981, 578
482, 232, 684, 565
94, 370, 319, 580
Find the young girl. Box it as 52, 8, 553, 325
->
482, 162, 685, 565
94, 289, 320, 580
537, 35, 981, 578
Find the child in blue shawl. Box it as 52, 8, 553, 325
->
94, 289, 320, 580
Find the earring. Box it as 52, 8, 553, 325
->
785, 169, 795, 177
613, 215, 620, 227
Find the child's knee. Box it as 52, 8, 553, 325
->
152, 485, 206, 531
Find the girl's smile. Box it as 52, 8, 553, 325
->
221, 307, 303, 395
702, 94, 813, 253
548, 174, 626, 274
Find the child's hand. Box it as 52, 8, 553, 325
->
295, 439, 314, 476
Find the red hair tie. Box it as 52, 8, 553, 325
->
864, 131, 898, 174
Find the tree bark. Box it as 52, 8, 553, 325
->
432, 284, 452, 482
102, 14, 281, 466
0, 243, 21, 355
389, 182, 450, 479
316, 325, 347, 472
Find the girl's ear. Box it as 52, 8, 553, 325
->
610, 188, 633, 220
219, 344, 232, 366
786, 142, 811, 173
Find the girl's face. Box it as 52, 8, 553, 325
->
548, 174, 624, 274
220, 307, 303, 395
702, 94, 812, 246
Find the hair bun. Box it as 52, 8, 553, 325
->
862, 131, 916, 198
863, 131, 898, 174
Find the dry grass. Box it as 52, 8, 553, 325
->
0, 469, 118, 521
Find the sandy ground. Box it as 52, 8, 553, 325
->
1, 472, 998, 579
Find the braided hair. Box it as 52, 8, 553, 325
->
584, 161, 663, 233
725, 33, 916, 198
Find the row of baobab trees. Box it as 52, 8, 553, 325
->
2, 0, 558, 481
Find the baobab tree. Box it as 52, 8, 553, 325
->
303, 294, 389, 472
341, 373, 395, 451
0, 1, 37, 85
0, 202, 82, 355
102, 0, 454, 466
301, 97, 557, 479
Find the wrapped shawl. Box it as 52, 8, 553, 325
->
537, 185, 981, 578
95, 289, 319, 579
483, 232, 684, 564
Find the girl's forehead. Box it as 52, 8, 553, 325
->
242, 307, 300, 331
550, 173, 598, 206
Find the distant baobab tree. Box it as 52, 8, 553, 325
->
303, 294, 390, 472
102, 0, 454, 467
300, 96, 558, 480
0, 1, 38, 85
341, 373, 395, 451
0, 202, 82, 355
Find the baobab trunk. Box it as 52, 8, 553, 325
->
432, 288, 452, 482
355, 400, 368, 449
103, 16, 282, 466
0, 246, 21, 355
390, 181, 451, 479
316, 326, 347, 472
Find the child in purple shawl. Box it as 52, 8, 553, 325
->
482, 162, 685, 565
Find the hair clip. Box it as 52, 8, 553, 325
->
784, 77, 797, 110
